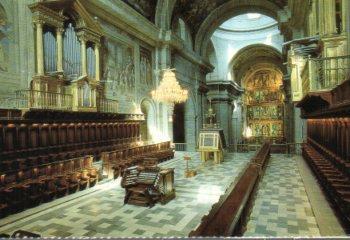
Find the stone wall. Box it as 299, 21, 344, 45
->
173, 54, 202, 151
0, 0, 35, 101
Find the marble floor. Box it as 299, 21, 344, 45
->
0, 152, 252, 237
244, 154, 322, 237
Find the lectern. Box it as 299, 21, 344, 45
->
198, 127, 226, 164
197, 99, 226, 164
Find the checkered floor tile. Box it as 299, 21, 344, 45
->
0, 152, 252, 237
244, 154, 321, 237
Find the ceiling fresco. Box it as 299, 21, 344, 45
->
121, 0, 157, 22
172, 0, 287, 39
121, 0, 288, 37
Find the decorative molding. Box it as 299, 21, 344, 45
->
29, 3, 67, 28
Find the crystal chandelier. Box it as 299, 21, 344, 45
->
151, 69, 188, 105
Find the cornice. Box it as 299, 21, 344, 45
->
77, 28, 102, 44
29, 3, 67, 28
207, 80, 244, 97
84, 0, 159, 46
167, 33, 214, 73
84, 0, 213, 71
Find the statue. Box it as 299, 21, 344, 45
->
205, 98, 216, 126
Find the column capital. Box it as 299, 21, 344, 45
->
33, 19, 45, 27
94, 42, 101, 49
78, 35, 88, 44
56, 27, 65, 34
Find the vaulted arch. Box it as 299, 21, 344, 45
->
194, 0, 285, 57
229, 44, 284, 85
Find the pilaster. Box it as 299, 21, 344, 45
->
56, 27, 64, 73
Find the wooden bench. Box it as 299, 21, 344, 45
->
189, 142, 271, 236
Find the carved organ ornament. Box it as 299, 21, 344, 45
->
28, 0, 104, 111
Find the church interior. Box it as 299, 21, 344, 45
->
0, 0, 350, 238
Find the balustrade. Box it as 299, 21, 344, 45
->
15, 90, 73, 111
308, 55, 350, 91
97, 98, 118, 113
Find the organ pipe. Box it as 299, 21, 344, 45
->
43, 29, 57, 73
63, 22, 81, 77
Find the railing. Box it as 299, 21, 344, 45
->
309, 55, 350, 91
97, 98, 118, 113
15, 90, 73, 110
174, 143, 187, 151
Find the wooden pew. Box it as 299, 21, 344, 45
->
0, 155, 100, 219
189, 142, 271, 237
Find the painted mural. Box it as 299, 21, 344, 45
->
243, 69, 284, 141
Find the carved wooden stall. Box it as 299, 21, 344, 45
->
101, 141, 174, 179
0, 110, 143, 219
298, 78, 350, 232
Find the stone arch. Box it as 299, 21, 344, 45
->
194, 0, 283, 57
140, 98, 157, 142
229, 44, 284, 85
206, 39, 219, 81
172, 17, 193, 50
155, 0, 177, 30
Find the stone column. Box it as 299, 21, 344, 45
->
56, 27, 64, 72
207, 81, 242, 146
94, 43, 100, 81
35, 20, 45, 75
160, 44, 171, 69
343, 0, 350, 54
323, 0, 337, 35
167, 104, 174, 142
80, 37, 87, 76
211, 99, 234, 145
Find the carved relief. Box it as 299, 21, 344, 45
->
103, 39, 135, 97
140, 47, 152, 86
0, 11, 8, 72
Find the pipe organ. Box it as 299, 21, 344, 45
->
63, 22, 81, 77
43, 29, 57, 73
28, 2, 108, 112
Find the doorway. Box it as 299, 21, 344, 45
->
173, 103, 185, 143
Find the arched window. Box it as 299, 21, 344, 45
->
43, 26, 56, 73
63, 22, 81, 77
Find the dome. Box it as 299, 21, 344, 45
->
219, 13, 277, 32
